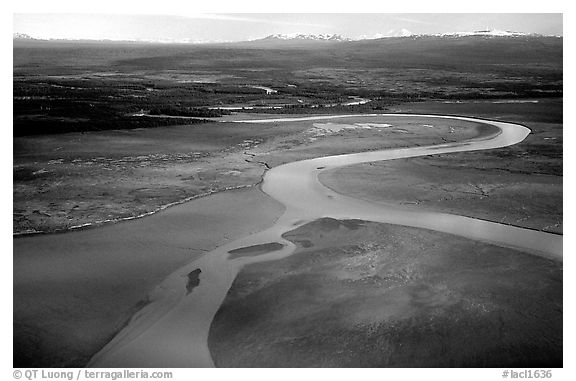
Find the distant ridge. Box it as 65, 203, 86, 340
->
250, 30, 558, 44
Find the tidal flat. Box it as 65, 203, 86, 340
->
209, 218, 562, 367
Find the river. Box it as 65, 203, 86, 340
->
88, 113, 561, 367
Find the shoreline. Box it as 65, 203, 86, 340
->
13, 184, 259, 237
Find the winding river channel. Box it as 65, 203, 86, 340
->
88, 114, 562, 368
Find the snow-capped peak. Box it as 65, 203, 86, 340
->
13, 32, 35, 40
387, 29, 414, 37
355, 29, 413, 40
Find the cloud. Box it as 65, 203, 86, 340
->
390, 15, 438, 26
182, 13, 327, 28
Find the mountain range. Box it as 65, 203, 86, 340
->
13, 29, 560, 45
256, 29, 550, 42
260, 33, 352, 42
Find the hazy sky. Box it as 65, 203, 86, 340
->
13, 13, 563, 42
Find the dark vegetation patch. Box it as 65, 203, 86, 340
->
148, 107, 228, 118
186, 269, 202, 294
14, 115, 208, 136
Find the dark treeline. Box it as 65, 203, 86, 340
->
148, 107, 229, 118
14, 117, 208, 137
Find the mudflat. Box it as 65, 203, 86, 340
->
209, 218, 562, 367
